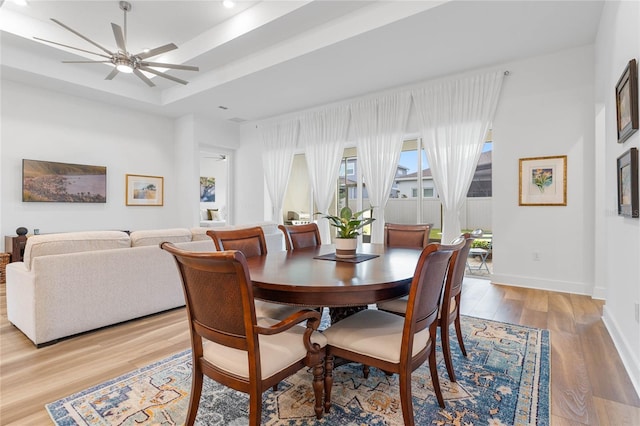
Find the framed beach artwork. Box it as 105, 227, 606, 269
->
615, 59, 638, 144
617, 147, 638, 218
22, 159, 106, 203
126, 174, 164, 206
519, 155, 567, 206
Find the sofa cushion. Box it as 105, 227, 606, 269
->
23, 231, 131, 270
191, 227, 211, 241
130, 228, 192, 247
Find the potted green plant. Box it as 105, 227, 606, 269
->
317, 207, 375, 258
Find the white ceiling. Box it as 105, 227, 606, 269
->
0, 0, 605, 123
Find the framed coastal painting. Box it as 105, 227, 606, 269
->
22, 159, 106, 203
200, 177, 215, 202
617, 147, 638, 218
519, 155, 567, 206
615, 59, 638, 143
126, 174, 163, 206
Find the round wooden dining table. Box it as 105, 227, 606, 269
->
245, 243, 422, 308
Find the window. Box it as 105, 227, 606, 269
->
285, 135, 492, 241
466, 142, 492, 197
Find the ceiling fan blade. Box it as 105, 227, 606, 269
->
140, 61, 199, 71
105, 67, 119, 80
133, 69, 156, 87
111, 23, 127, 53
62, 60, 111, 63
34, 37, 112, 59
134, 43, 177, 60
139, 66, 188, 85
50, 18, 113, 56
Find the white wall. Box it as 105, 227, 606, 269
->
0, 80, 179, 241
239, 46, 599, 294
491, 46, 596, 295
0, 82, 244, 245
594, 0, 640, 395
236, 124, 269, 224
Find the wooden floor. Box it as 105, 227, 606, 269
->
1, 277, 639, 425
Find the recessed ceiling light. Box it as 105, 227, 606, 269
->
223, 0, 235, 9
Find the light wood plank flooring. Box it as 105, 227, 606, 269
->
1, 278, 639, 425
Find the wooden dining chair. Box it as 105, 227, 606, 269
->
384, 222, 432, 248
278, 223, 321, 251
322, 243, 454, 423
278, 223, 325, 314
206, 227, 300, 320
161, 243, 327, 425
378, 234, 473, 382
375, 222, 432, 316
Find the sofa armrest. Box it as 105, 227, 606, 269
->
5, 262, 37, 342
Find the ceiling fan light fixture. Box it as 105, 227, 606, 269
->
115, 59, 133, 73
37, 1, 198, 86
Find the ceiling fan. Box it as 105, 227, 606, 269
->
33, 1, 199, 87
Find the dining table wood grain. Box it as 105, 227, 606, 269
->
246, 243, 421, 308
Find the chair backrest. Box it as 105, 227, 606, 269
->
278, 223, 321, 251
207, 226, 268, 258
384, 223, 432, 249
440, 234, 472, 301
402, 243, 453, 346
161, 243, 257, 353
470, 228, 484, 238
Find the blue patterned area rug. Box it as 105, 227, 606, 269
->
47, 315, 549, 425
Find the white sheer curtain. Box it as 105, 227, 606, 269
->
299, 106, 350, 243
351, 92, 412, 243
261, 119, 299, 224
412, 71, 504, 243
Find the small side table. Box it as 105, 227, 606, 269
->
5, 235, 28, 263
0, 253, 10, 284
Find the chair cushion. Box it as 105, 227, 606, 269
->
255, 300, 304, 321
378, 296, 456, 319
202, 318, 327, 380
322, 309, 430, 364
377, 296, 408, 314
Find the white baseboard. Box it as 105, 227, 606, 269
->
602, 305, 640, 399
591, 285, 607, 300
490, 273, 594, 296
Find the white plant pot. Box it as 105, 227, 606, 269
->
335, 238, 357, 258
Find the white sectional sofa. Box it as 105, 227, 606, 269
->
6, 223, 283, 346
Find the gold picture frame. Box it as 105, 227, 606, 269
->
519, 155, 567, 206
615, 59, 638, 143
125, 174, 164, 206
